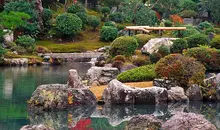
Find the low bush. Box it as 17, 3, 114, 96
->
76, 12, 88, 28
149, 52, 162, 63
210, 35, 220, 49
112, 55, 126, 63
132, 56, 150, 67
117, 64, 156, 82
15, 35, 35, 52
186, 33, 209, 48
184, 47, 220, 71
88, 15, 101, 31
134, 34, 155, 48
100, 26, 118, 42
171, 39, 188, 53
172, 25, 200, 38
198, 21, 214, 30
170, 14, 183, 24
157, 45, 170, 57
155, 54, 206, 88
104, 21, 115, 27
11, 46, 27, 55
67, 3, 85, 14
109, 36, 138, 57
109, 12, 124, 23
164, 20, 172, 27
101, 6, 110, 17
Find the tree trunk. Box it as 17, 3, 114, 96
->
35, 0, 44, 31
85, 0, 88, 8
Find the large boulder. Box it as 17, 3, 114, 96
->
126, 115, 162, 130
3, 30, 14, 44
85, 67, 119, 85
4, 58, 28, 66
162, 112, 217, 130
168, 87, 189, 102
186, 84, 203, 101
141, 38, 178, 54
20, 124, 54, 130
67, 69, 85, 89
103, 79, 168, 104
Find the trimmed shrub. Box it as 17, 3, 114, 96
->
76, 12, 88, 28
172, 25, 200, 38
187, 33, 209, 48
100, 26, 118, 42
112, 55, 126, 63
101, 6, 110, 17
184, 47, 220, 70
134, 34, 155, 48
211, 35, 220, 49
171, 39, 188, 53
56, 13, 82, 37
155, 54, 206, 88
179, 10, 198, 18
132, 56, 150, 67
109, 12, 124, 23
116, 24, 125, 31
164, 20, 172, 27
67, 3, 85, 14
15, 35, 35, 52
88, 15, 101, 31
109, 36, 138, 57
117, 64, 156, 82
198, 21, 214, 30
158, 45, 170, 57
104, 21, 115, 27
149, 52, 162, 63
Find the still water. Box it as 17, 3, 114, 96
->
0, 63, 220, 130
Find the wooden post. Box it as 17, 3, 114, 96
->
128, 30, 131, 36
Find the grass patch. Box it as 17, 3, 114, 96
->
4, 51, 42, 61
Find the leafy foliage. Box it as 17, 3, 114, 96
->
170, 14, 183, 24
43, 8, 53, 29
0, 46, 7, 60
15, 35, 35, 52
211, 35, 220, 49
134, 34, 155, 48
155, 54, 206, 88
158, 45, 170, 57
186, 33, 209, 48
117, 64, 156, 82
88, 15, 101, 31
171, 39, 188, 53
181, 0, 198, 11
101, 6, 110, 17
179, 10, 198, 18
150, 52, 162, 63
198, 21, 214, 30
100, 26, 118, 42
164, 20, 173, 27
109, 36, 138, 57
104, 21, 115, 27
67, 3, 86, 14
109, 12, 124, 23
76, 12, 88, 28
172, 25, 200, 38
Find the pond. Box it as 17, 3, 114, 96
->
0, 63, 220, 130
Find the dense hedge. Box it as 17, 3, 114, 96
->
100, 26, 118, 42
184, 47, 220, 71
134, 34, 155, 48
171, 39, 188, 53
117, 64, 156, 82
186, 33, 209, 48
155, 54, 206, 88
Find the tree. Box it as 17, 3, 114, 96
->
88, 15, 100, 31
208, 0, 220, 23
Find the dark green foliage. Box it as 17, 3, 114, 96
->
116, 24, 125, 31
134, 34, 155, 48
20, 22, 39, 37
0, 30, 5, 43
88, 15, 101, 31
43, 8, 53, 29
117, 64, 156, 82
198, 21, 214, 30
214, 28, 220, 35
101, 6, 110, 17
164, 20, 172, 27
155, 54, 206, 88
56, 13, 82, 37
16, 35, 35, 52
0, 46, 7, 60
11, 46, 27, 55
184, 47, 220, 71
109, 36, 138, 57
211, 35, 220, 49
109, 12, 124, 23
67, 3, 85, 14
172, 25, 200, 38
76, 12, 88, 28
179, 10, 198, 18
171, 39, 188, 53
187, 33, 209, 48
181, 0, 198, 11
149, 52, 162, 63
100, 26, 118, 42
158, 45, 170, 57
104, 21, 115, 27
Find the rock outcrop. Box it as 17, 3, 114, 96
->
167, 87, 189, 102
4, 58, 28, 66
103, 79, 168, 104
162, 112, 217, 130
68, 69, 85, 89
20, 124, 54, 130
186, 84, 203, 101
153, 79, 177, 90
85, 67, 119, 85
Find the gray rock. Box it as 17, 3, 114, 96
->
103, 79, 168, 104
162, 112, 217, 130
20, 124, 54, 130
186, 84, 203, 101
4, 58, 28, 66
3, 30, 14, 44
67, 69, 85, 89
204, 73, 216, 87
153, 79, 178, 90
216, 73, 220, 85
168, 87, 189, 102
126, 115, 162, 130
85, 67, 119, 85
96, 46, 110, 52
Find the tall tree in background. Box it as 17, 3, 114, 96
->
208, 0, 220, 23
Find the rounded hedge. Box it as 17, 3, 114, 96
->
56, 13, 82, 37
109, 12, 124, 23
67, 4, 85, 14
101, 6, 110, 16
109, 36, 138, 57
100, 26, 118, 42
158, 45, 170, 57
134, 34, 155, 48
76, 12, 88, 28
186, 33, 209, 48
88, 15, 101, 30
211, 35, 220, 49
104, 21, 115, 27
117, 64, 156, 82
198, 21, 214, 30
171, 39, 188, 53
155, 54, 206, 88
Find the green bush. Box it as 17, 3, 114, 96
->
149, 52, 162, 63
88, 15, 101, 31
164, 20, 173, 27
181, 0, 198, 11
158, 45, 170, 57
43, 8, 53, 29
101, 6, 110, 17
11, 46, 27, 55
214, 28, 220, 35
100, 26, 118, 42
211, 35, 220, 49
184, 47, 220, 70
132, 57, 150, 67
112, 55, 126, 63
0, 30, 5, 43
155, 54, 206, 88
109, 12, 124, 23
56, 13, 82, 37
171, 39, 188, 53
187, 33, 209, 48
116, 24, 125, 31
0, 46, 7, 60
104, 21, 115, 27
15, 35, 35, 52
109, 36, 138, 57
134, 34, 155, 48
198, 21, 214, 30
117, 64, 156, 82
172, 25, 200, 38
76, 12, 88, 28
67, 3, 85, 14
179, 10, 198, 18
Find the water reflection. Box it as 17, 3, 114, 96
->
3, 79, 13, 99
27, 102, 220, 129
